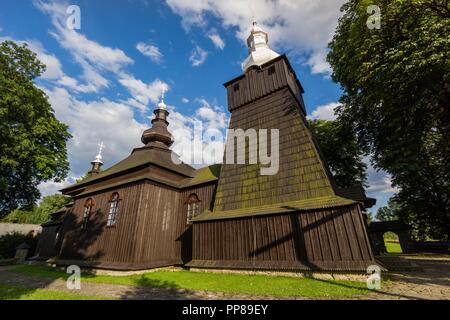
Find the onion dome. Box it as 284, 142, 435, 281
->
241, 18, 280, 72
141, 90, 174, 149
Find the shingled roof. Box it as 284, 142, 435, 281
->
61, 143, 222, 197
192, 195, 356, 221
194, 56, 358, 222
61, 146, 196, 194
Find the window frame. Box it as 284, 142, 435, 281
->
186, 194, 201, 224
81, 198, 94, 230
106, 192, 121, 227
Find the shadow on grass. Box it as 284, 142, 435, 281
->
312, 277, 428, 300
0, 283, 41, 300
118, 274, 201, 300
0, 267, 64, 300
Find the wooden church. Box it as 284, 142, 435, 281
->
36, 22, 376, 272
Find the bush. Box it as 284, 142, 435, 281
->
0, 232, 38, 259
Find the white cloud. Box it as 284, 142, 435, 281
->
39, 86, 229, 192
38, 179, 76, 197
309, 102, 340, 121
365, 159, 400, 194
0, 36, 97, 93
32, 0, 170, 111
207, 30, 225, 50
34, 0, 133, 92
27, 40, 64, 80
189, 45, 208, 66
307, 49, 332, 75
367, 177, 399, 194
195, 98, 228, 130
136, 42, 163, 63
166, 0, 346, 75
118, 75, 169, 112
0, 37, 62, 80
44, 86, 147, 178
168, 98, 229, 166
181, 97, 189, 103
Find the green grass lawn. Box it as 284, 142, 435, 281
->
12, 265, 369, 298
385, 241, 402, 254
0, 283, 113, 300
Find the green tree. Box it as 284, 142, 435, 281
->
376, 197, 401, 222
328, 0, 450, 239
0, 40, 71, 219
308, 119, 367, 188
32, 193, 70, 224
2, 193, 70, 225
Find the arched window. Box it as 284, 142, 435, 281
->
186, 194, 200, 224
82, 198, 94, 230
107, 193, 120, 226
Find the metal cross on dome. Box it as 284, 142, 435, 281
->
98, 141, 105, 156
95, 141, 105, 162
160, 87, 167, 103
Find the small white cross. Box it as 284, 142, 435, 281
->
98, 141, 105, 156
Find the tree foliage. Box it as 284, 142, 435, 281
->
2, 193, 70, 225
328, 0, 450, 239
0, 40, 71, 219
308, 119, 367, 188
376, 197, 401, 222
0, 232, 38, 259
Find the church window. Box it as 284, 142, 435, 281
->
186, 194, 200, 224
107, 193, 120, 226
82, 198, 94, 230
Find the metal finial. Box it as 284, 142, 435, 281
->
98, 141, 104, 156
160, 87, 167, 103
94, 141, 104, 163
252, 16, 257, 26
158, 87, 168, 110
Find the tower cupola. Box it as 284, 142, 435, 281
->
89, 141, 104, 175
241, 18, 280, 72
141, 89, 174, 149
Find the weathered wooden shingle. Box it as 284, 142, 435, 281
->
208, 59, 338, 215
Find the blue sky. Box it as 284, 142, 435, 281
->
0, 0, 396, 215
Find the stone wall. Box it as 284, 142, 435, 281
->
0, 223, 42, 237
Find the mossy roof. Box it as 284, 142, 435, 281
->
192, 195, 357, 222
64, 162, 221, 198
62, 146, 197, 194
180, 164, 221, 187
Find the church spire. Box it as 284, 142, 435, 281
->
141, 88, 174, 149
89, 141, 104, 175
241, 18, 280, 72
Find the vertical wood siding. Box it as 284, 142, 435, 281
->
57, 179, 216, 269
225, 57, 304, 113
190, 204, 375, 271
35, 225, 60, 258
59, 182, 144, 264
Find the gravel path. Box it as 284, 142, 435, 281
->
0, 257, 448, 300
365, 257, 450, 300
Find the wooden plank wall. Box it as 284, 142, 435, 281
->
134, 182, 216, 265
226, 57, 304, 113
35, 225, 60, 258
214, 86, 336, 212
58, 182, 144, 264
191, 204, 375, 271
57, 178, 217, 269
